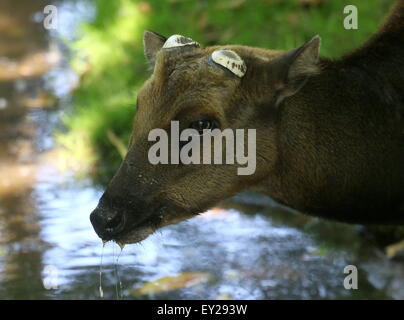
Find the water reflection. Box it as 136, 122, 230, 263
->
0, 0, 403, 300
0, 0, 52, 300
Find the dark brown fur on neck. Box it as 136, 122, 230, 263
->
256, 1, 404, 223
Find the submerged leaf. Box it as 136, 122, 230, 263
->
131, 272, 212, 296
386, 239, 404, 259
217, 293, 233, 300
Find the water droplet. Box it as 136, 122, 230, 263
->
99, 242, 105, 299
117, 242, 125, 251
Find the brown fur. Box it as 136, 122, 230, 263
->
91, 1, 404, 243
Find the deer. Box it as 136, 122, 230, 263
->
90, 0, 404, 244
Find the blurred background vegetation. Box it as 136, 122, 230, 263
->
57, 0, 392, 184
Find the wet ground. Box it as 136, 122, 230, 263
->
0, 0, 403, 300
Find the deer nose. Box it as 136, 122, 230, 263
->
90, 206, 126, 240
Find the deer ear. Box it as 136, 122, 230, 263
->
143, 30, 167, 67
275, 35, 321, 105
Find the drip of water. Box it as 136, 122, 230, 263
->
117, 244, 124, 296
117, 242, 125, 251
99, 240, 107, 299
113, 242, 124, 299
113, 244, 118, 299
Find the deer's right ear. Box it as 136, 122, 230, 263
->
272, 35, 321, 106
143, 30, 167, 67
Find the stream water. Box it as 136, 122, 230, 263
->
0, 0, 403, 300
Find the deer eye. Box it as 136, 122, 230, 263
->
189, 119, 216, 134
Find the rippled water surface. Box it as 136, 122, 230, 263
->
0, 0, 403, 300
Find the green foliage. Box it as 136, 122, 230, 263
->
58, 0, 391, 182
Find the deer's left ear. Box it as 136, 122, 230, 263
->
143, 30, 167, 67
274, 35, 321, 105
